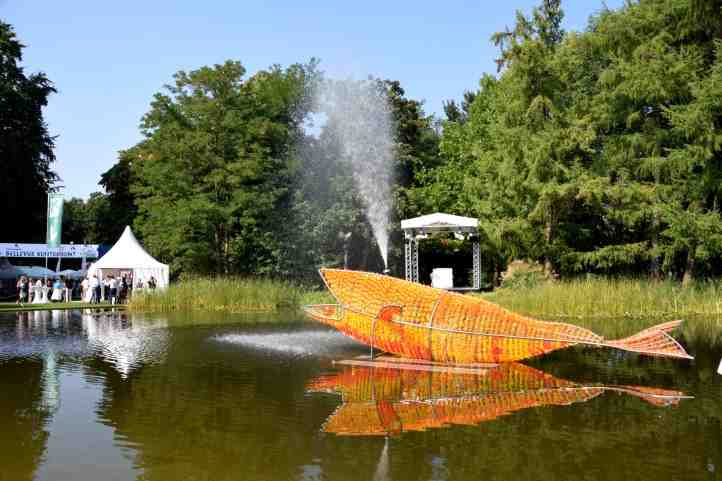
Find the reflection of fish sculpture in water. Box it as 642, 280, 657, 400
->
307, 363, 690, 436
304, 269, 693, 363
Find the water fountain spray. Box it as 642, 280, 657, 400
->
314, 79, 395, 270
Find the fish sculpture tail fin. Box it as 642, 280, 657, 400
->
606, 320, 693, 360
607, 385, 692, 407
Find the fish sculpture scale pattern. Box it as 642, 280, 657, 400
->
304, 269, 693, 363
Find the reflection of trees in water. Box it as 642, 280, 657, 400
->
0, 359, 53, 481
4, 309, 716, 481
0, 311, 66, 481
84, 342, 714, 481
0, 309, 170, 481
87, 331, 389, 481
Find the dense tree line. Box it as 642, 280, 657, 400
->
408, 0, 722, 283
85, 0, 722, 282
97, 65, 439, 279
9, 1, 722, 283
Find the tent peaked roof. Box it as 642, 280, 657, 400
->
93, 226, 167, 269
401, 213, 478, 232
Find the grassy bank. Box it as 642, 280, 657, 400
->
481, 278, 722, 343
129, 275, 722, 343
128, 277, 332, 314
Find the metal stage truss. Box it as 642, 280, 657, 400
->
401, 213, 481, 291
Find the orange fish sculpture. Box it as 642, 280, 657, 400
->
303, 269, 693, 363
307, 363, 689, 436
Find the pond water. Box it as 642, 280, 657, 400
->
0, 309, 720, 481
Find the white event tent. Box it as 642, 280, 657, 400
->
89, 226, 169, 289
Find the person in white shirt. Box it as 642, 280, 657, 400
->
90, 275, 100, 303
51, 278, 63, 302
33, 279, 47, 304
109, 276, 118, 304
81, 277, 90, 303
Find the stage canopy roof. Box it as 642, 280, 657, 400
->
401, 213, 478, 237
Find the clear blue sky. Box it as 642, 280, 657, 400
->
4, 0, 623, 199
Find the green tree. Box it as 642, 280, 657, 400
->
0, 21, 57, 242
659, 40, 722, 283
416, 0, 722, 281
130, 60, 317, 275
97, 147, 139, 243
62, 197, 90, 244
442, 91, 477, 124
62, 193, 120, 245
84, 192, 113, 244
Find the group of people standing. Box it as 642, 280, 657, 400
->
79, 273, 157, 304
81, 274, 125, 304
16, 272, 157, 305
15, 276, 74, 305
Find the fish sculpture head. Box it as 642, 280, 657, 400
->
302, 269, 349, 328
303, 268, 406, 336
302, 303, 343, 329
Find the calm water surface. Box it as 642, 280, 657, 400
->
0, 309, 720, 481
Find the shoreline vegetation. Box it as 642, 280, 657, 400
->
1, 276, 719, 344
127, 277, 333, 314
122, 276, 722, 344
481, 278, 722, 344
0, 275, 718, 344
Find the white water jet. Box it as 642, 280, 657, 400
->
213, 330, 363, 358
314, 79, 395, 269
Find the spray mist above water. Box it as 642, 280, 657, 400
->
313, 79, 395, 269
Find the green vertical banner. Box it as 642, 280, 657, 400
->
46, 193, 63, 248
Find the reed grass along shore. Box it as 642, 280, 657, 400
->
482, 278, 722, 343
127, 276, 722, 344
128, 277, 332, 314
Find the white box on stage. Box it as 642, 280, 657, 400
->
431, 268, 453, 289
